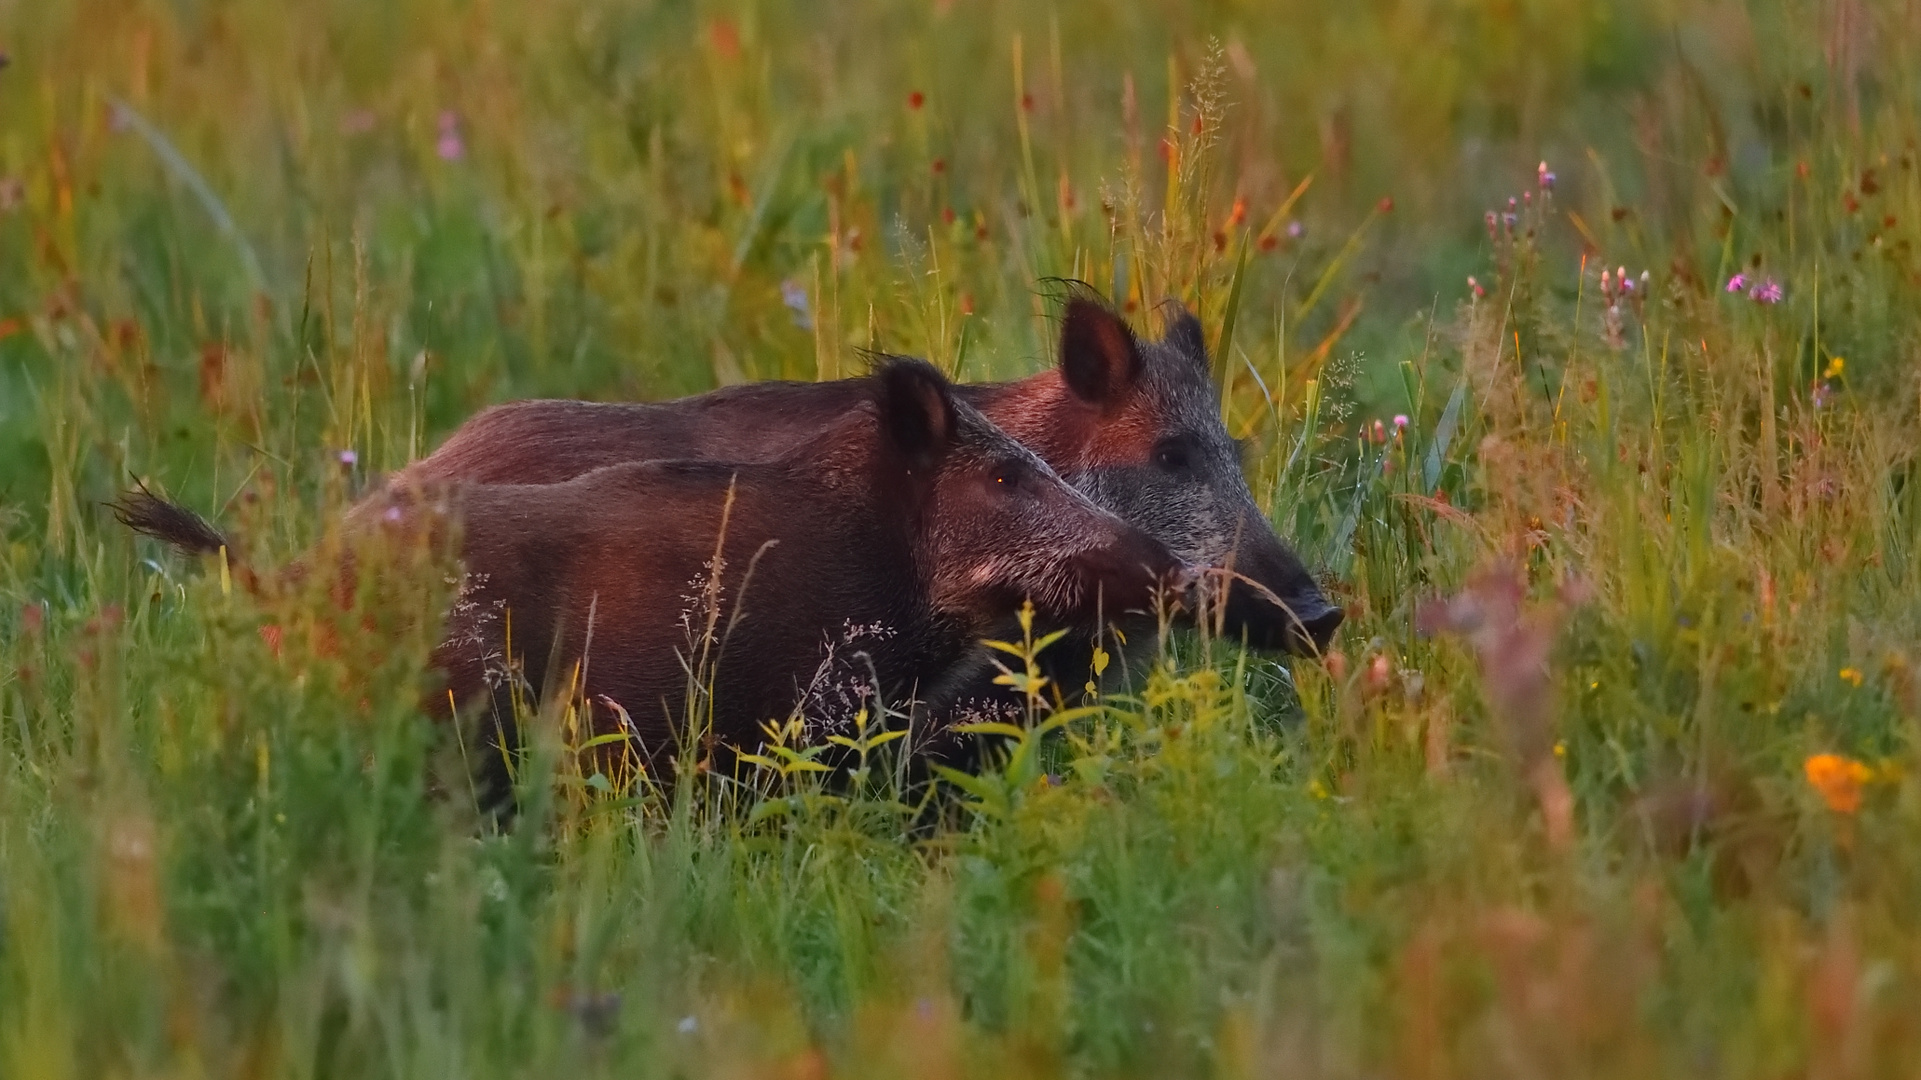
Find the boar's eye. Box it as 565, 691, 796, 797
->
1153, 441, 1193, 473
991, 461, 1026, 490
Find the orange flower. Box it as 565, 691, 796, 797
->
1804, 753, 1873, 814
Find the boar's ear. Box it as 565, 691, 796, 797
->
1159, 301, 1210, 374
1059, 296, 1143, 408
877, 356, 957, 471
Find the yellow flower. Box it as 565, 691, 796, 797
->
1308, 779, 1330, 800
1840, 667, 1863, 687
1804, 753, 1873, 814
1553, 740, 1566, 758
1824, 356, 1845, 379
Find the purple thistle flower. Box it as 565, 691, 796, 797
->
1751, 278, 1783, 304
436, 111, 465, 162
779, 278, 812, 329
337, 449, 358, 467
1725, 273, 1747, 293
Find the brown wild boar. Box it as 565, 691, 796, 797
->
115, 357, 1191, 797
389, 286, 1342, 724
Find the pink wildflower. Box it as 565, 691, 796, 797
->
1725, 273, 1747, 293
1751, 278, 1783, 304
436, 111, 465, 161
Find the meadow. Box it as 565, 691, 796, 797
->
4, 0, 1921, 1075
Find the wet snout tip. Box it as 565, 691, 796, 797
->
1291, 600, 1344, 654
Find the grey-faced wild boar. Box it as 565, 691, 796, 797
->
116, 357, 1191, 796
392, 286, 1341, 716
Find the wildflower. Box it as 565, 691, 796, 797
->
1725, 273, 1747, 293
1467, 275, 1485, 298
779, 278, 812, 329
907, 90, 924, 110
1393, 413, 1410, 430
1377, 195, 1394, 214
1804, 752, 1872, 813
1825, 356, 1844, 378
1371, 419, 1387, 444
1750, 278, 1783, 304
435, 111, 464, 161
1324, 649, 1348, 682
1286, 219, 1304, 239
1365, 652, 1392, 692
708, 18, 740, 58
1537, 161, 1555, 189
337, 449, 358, 467
1308, 778, 1330, 799
1812, 381, 1832, 409
1552, 740, 1566, 758
1840, 666, 1864, 687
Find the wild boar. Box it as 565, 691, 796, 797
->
388, 287, 1341, 744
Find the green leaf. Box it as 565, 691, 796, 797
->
954, 721, 1028, 739
577, 731, 634, 750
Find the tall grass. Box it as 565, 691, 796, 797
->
4, 0, 1921, 1075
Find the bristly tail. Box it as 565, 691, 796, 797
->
109, 486, 233, 557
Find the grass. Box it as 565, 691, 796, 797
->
4, 0, 1921, 1075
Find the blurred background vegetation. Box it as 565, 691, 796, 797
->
4, 0, 1921, 1076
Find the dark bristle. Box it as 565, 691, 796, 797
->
108, 489, 231, 557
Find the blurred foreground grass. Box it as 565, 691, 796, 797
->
5, 0, 1921, 1076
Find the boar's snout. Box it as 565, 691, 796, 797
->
1220, 575, 1344, 655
